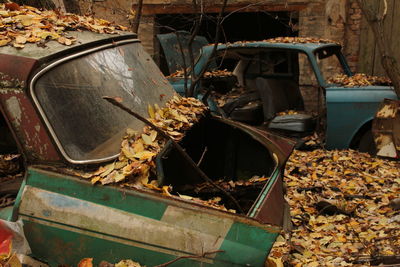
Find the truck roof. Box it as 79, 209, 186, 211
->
205, 38, 341, 54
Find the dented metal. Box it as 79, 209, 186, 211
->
0, 32, 294, 266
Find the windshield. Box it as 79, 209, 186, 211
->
314, 47, 348, 84
33, 41, 174, 163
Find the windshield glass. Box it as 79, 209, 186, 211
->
34, 41, 174, 163
314, 47, 347, 84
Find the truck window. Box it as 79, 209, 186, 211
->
315, 47, 346, 83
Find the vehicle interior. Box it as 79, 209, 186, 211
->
200, 48, 325, 143
0, 114, 23, 214
156, 115, 277, 214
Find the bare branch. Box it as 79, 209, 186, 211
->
188, 0, 229, 96
131, 0, 143, 33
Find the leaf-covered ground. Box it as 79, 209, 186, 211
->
269, 149, 400, 266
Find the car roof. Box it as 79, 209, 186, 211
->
205, 40, 341, 54
0, 31, 137, 60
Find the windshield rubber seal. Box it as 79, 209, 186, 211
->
30, 39, 140, 165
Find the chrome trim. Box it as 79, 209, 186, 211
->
30, 39, 139, 165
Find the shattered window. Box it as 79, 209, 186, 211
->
33, 42, 174, 163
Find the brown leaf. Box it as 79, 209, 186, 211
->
78, 258, 93, 267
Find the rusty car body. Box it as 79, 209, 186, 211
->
0, 31, 295, 266
372, 98, 400, 158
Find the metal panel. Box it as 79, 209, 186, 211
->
157, 31, 209, 74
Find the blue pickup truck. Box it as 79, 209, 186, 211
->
163, 36, 397, 151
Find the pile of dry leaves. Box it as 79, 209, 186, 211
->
166, 69, 187, 79
268, 149, 400, 266
265, 37, 340, 45
203, 69, 233, 78
78, 95, 207, 187
78, 258, 142, 267
76, 96, 242, 212
0, 154, 22, 209
328, 73, 392, 87
166, 69, 233, 79
0, 2, 127, 48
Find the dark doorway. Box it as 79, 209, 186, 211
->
155, 11, 298, 74
156, 11, 298, 42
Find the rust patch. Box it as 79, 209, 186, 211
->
0, 91, 61, 162
0, 72, 25, 89
376, 101, 398, 118
0, 54, 37, 86
372, 99, 400, 159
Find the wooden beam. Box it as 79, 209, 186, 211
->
135, 3, 308, 15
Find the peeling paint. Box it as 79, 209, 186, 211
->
0, 72, 25, 89
376, 134, 397, 158
376, 103, 397, 118
5, 96, 22, 126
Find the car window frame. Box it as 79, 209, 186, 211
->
30, 39, 140, 165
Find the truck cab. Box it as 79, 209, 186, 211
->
165, 37, 398, 151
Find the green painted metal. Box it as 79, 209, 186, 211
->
0, 206, 13, 220
10, 177, 26, 221
25, 168, 167, 221
23, 218, 255, 267
248, 168, 279, 218
216, 222, 278, 266
17, 167, 281, 266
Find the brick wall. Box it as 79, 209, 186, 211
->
297, 0, 362, 112
82, 0, 363, 112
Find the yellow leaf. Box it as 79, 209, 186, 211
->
178, 194, 193, 200
266, 257, 284, 267
162, 185, 172, 197
100, 162, 115, 177
15, 35, 26, 44
114, 171, 126, 183
133, 150, 156, 161
122, 144, 136, 160
115, 260, 142, 267
78, 258, 93, 267
35, 31, 60, 40
149, 130, 157, 142
12, 42, 24, 48
148, 104, 155, 119
14, 15, 35, 26
122, 163, 134, 176
0, 10, 10, 17
141, 133, 153, 145
0, 39, 11, 46
91, 176, 101, 184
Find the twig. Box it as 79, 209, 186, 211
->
188, 0, 229, 97
131, 0, 143, 33
154, 250, 224, 267
197, 146, 208, 166
175, 31, 189, 96
103, 96, 244, 214
381, 0, 388, 21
